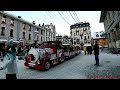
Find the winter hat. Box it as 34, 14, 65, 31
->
6, 39, 14, 48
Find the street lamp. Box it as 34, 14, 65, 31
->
34, 30, 39, 45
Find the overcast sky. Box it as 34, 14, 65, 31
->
6, 11, 104, 37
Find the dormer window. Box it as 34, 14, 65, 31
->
37, 28, 39, 31
2, 16, 6, 23
29, 25, 31, 31
23, 23, 26, 29
11, 18, 14, 26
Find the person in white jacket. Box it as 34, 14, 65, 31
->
0, 39, 18, 79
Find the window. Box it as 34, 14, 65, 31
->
84, 36, 86, 40
29, 25, 31, 31
37, 36, 39, 41
88, 36, 89, 39
74, 33, 75, 36
41, 37, 42, 42
81, 36, 82, 39
37, 28, 39, 31
29, 34, 31, 40
23, 23, 26, 29
41, 30, 42, 35
88, 27, 90, 30
46, 31, 47, 35
76, 30, 79, 35
2, 16, 6, 23
10, 29, 13, 37
1, 27, 5, 35
46, 37, 47, 41
11, 19, 14, 26
23, 32, 25, 38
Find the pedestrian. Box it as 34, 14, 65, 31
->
84, 46, 86, 55
23, 46, 28, 58
0, 39, 18, 79
94, 41, 99, 66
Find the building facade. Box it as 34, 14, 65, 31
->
0, 11, 56, 46
62, 35, 73, 45
56, 35, 73, 45
70, 22, 91, 48
100, 11, 120, 52
93, 31, 108, 48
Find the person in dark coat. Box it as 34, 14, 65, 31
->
94, 41, 99, 66
90, 46, 92, 54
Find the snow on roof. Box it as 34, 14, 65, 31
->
0, 39, 7, 42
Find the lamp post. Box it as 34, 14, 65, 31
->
34, 30, 39, 46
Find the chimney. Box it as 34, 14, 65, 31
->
39, 24, 41, 26
33, 21, 35, 25
18, 16, 21, 18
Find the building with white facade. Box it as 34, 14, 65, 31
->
0, 11, 56, 46
44, 23, 56, 41
70, 22, 91, 49
100, 11, 120, 52
62, 35, 73, 45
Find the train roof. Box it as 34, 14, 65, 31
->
43, 41, 62, 43
62, 44, 70, 45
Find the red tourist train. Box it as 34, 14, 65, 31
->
24, 41, 81, 70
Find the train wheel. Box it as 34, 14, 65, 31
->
44, 61, 51, 70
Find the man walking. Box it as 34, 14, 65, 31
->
94, 41, 99, 66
